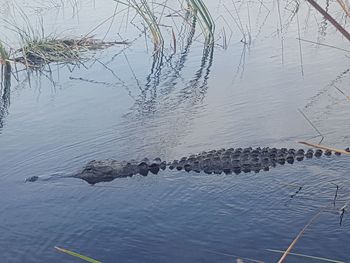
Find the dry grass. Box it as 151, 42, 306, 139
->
12, 36, 126, 68
298, 141, 350, 155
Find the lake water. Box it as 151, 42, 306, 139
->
1, 0, 350, 262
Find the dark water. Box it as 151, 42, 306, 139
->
1, 0, 350, 262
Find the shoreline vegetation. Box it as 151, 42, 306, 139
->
0, 0, 348, 73
1, 36, 128, 69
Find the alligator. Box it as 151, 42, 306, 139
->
26, 147, 348, 184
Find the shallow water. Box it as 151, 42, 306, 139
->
1, 0, 350, 262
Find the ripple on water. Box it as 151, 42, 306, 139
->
0, 0, 350, 261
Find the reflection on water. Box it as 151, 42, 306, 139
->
133, 16, 198, 116
177, 43, 214, 105
318, 0, 330, 41
304, 68, 350, 110
0, 63, 11, 130
115, 42, 215, 159
232, 43, 247, 82
302, 67, 350, 146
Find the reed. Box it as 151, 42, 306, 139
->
113, 0, 215, 49
13, 35, 119, 68
113, 0, 164, 51
0, 42, 11, 87
2, 12, 124, 69
0, 42, 10, 65
186, 0, 215, 43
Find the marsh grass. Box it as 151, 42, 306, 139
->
2, 10, 127, 69
186, 0, 215, 43
0, 42, 10, 64
113, 0, 215, 51
113, 0, 164, 51
13, 36, 122, 68
0, 43, 11, 129
0, 42, 11, 86
132, 0, 164, 50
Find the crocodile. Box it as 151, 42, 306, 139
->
26, 147, 347, 184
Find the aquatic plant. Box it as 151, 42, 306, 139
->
0, 42, 11, 86
2, 10, 126, 69
112, 0, 164, 51
186, 0, 215, 43
0, 42, 10, 65
4, 27, 122, 68
112, 0, 215, 51
13, 36, 120, 68
0, 43, 11, 129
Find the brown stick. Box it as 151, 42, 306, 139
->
335, 0, 350, 18
278, 208, 324, 263
305, 0, 350, 41
334, 86, 350, 101
298, 141, 350, 155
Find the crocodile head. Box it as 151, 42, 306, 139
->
77, 159, 136, 184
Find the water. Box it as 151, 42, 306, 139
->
1, 0, 350, 262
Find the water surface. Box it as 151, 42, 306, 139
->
1, 0, 350, 262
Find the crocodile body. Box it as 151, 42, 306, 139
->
72, 147, 341, 184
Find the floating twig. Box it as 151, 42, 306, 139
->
298, 108, 324, 144
278, 208, 324, 263
290, 186, 303, 199
55, 246, 101, 263
339, 198, 350, 225
305, 0, 350, 41
331, 183, 339, 206
335, 0, 350, 18
298, 141, 350, 155
334, 86, 350, 101
296, 38, 350, 53
340, 204, 346, 225
268, 249, 345, 263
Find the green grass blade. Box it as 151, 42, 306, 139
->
187, 0, 215, 42
55, 246, 102, 263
